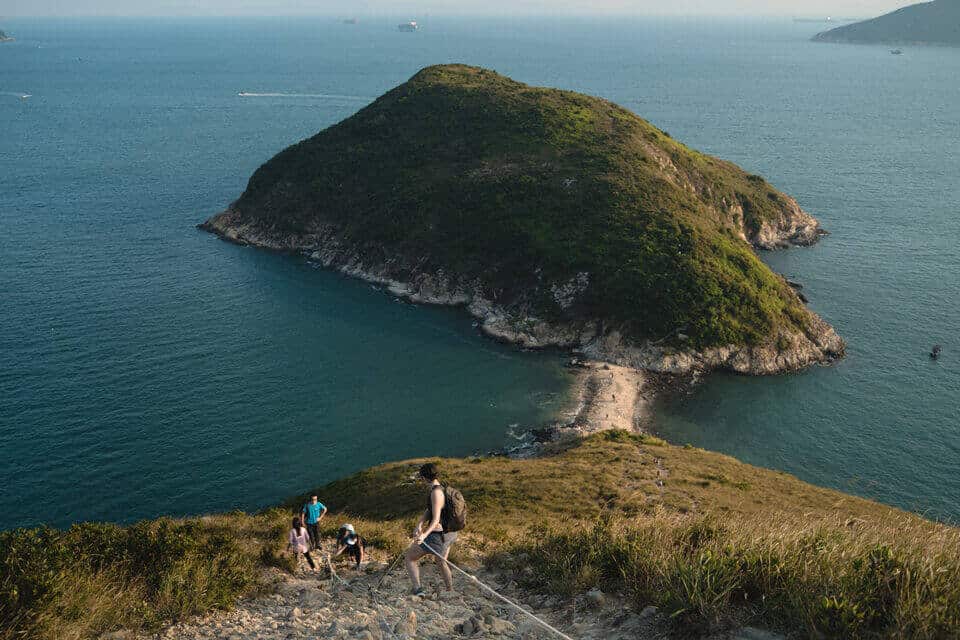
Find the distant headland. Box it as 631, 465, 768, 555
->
813, 0, 960, 46
202, 64, 844, 377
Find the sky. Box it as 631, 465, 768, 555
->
0, 0, 911, 18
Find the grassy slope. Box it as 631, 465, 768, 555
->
232, 64, 817, 349
7, 433, 954, 639
314, 433, 960, 638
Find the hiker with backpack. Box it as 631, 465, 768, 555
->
404, 462, 466, 595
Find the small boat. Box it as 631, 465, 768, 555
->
891, 49, 903, 55
398, 21, 419, 32
930, 345, 942, 359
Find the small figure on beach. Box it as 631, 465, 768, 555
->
288, 517, 317, 571
301, 494, 327, 550
405, 463, 467, 595
930, 345, 942, 359
334, 523, 366, 570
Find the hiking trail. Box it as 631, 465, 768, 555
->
114, 538, 785, 640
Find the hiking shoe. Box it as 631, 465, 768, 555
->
412, 587, 426, 597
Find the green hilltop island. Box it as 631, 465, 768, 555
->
202, 64, 844, 376
813, 0, 960, 46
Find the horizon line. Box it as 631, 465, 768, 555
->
2, 11, 869, 20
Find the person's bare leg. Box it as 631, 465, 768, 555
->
436, 548, 453, 591
405, 545, 427, 590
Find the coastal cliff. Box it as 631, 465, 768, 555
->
813, 0, 960, 46
202, 65, 842, 376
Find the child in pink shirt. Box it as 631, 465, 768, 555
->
288, 517, 316, 570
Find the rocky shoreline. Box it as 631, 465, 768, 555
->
200, 208, 844, 380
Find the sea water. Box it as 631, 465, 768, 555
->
1, 16, 958, 529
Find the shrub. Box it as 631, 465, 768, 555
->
511, 514, 960, 639
0, 514, 281, 640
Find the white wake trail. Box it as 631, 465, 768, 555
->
237, 92, 371, 101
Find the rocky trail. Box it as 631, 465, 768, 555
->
120, 538, 784, 640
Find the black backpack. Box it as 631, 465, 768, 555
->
440, 485, 467, 533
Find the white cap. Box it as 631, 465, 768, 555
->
340, 523, 355, 534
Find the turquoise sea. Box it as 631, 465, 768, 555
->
1, 16, 958, 530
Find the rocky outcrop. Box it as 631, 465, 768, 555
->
746, 196, 826, 250
200, 209, 844, 377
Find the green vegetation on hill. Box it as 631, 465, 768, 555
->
813, 0, 960, 46
228, 64, 828, 350
0, 515, 287, 640
4, 434, 957, 639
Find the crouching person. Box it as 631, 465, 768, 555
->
334, 523, 366, 570
404, 462, 467, 595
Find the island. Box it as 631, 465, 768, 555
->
0, 30, 15, 43
202, 64, 843, 378
813, 0, 960, 46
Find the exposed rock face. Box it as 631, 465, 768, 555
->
200, 210, 844, 376
748, 196, 826, 249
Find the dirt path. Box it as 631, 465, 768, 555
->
127, 540, 668, 640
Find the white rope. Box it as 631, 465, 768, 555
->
421, 541, 578, 640
324, 550, 350, 586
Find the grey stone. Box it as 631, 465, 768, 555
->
734, 628, 787, 640
584, 588, 605, 608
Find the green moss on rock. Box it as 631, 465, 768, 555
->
223, 64, 835, 351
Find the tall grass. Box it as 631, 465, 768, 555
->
508, 513, 960, 639
0, 512, 289, 640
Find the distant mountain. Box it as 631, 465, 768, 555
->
813, 0, 960, 45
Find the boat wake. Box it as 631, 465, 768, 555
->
237, 92, 371, 101
1, 91, 31, 99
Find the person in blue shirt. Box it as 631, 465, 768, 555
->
300, 494, 327, 550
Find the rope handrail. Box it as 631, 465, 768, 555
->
420, 540, 577, 640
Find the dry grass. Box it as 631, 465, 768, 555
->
3, 432, 956, 639
508, 513, 960, 638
